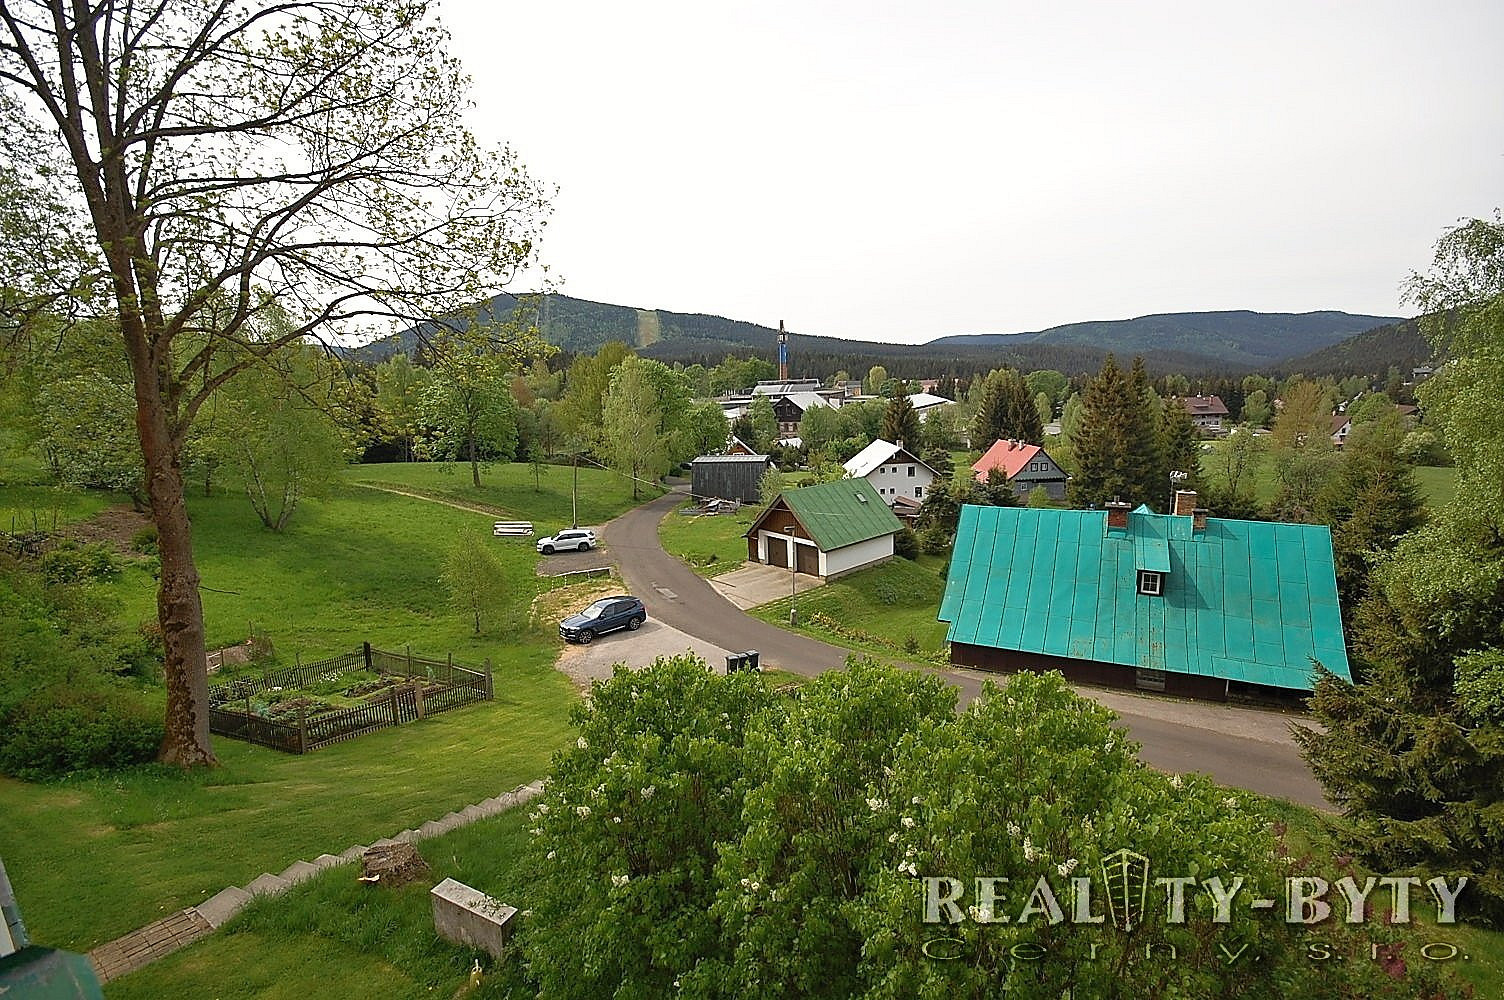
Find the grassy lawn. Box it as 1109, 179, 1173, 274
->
108, 808, 540, 1000
751, 556, 950, 663
343, 460, 650, 529
0, 472, 619, 952
656, 501, 756, 576
0, 482, 123, 532
1413, 464, 1457, 508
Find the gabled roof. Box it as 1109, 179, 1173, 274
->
972, 439, 1042, 481
937, 505, 1350, 692
843, 439, 934, 479
692, 453, 771, 465
779, 391, 835, 413
1330, 414, 1351, 434
1183, 394, 1229, 417
746, 479, 902, 551
906, 392, 954, 410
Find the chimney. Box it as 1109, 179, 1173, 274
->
1173, 489, 1198, 517
777, 320, 789, 381
1105, 500, 1130, 530
1192, 507, 1208, 533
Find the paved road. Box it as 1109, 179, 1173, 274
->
606, 492, 1330, 810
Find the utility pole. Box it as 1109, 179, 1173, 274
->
572, 452, 579, 529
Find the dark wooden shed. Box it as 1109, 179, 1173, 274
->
691, 454, 771, 505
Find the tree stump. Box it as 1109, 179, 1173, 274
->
359, 843, 430, 887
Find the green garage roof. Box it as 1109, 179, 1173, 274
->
937, 505, 1351, 691
752, 479, 903, 551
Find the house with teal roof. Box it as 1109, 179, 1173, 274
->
937, 495, 1351, 701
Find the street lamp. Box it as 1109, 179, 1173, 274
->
782, 523, 798, 626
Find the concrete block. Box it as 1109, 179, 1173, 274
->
430, 878, 517, 959
418, 820, 447, 839
339, 844, 369, 861
393, 829, 420, 844
278, 860, 321, 885
312, 854, 347, 870
194, 886, 252, 929
244, 873, 290, 897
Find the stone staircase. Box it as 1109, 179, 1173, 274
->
89, 780, 545, 984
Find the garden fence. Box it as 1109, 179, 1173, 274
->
207, 643, 493, 753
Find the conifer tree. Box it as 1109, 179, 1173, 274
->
968, 370, 1007, 448
1298, 213, 1504, 925
880, 391, 921, 449
1070, 355, 1162, 507
1124, 357, 1165, 508
1000, 369, 1045, 444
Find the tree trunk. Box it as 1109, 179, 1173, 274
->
468, 423, 480, 487
136, 383, 218, 767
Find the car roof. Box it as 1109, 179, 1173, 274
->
591, 594, 637, 603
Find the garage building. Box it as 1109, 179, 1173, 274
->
744, 479, 902, 580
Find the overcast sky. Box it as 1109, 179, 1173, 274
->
439, 0, 1503, 345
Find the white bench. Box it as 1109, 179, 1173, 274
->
493, 521, 534, 538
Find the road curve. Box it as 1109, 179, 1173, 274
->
605, 492, 1330, 810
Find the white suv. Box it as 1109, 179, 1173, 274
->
537, 528, 596, 554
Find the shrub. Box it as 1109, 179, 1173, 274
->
129, 525, 159, 554
1396, 428, 1448, 466
39, 540, 120, 584
893, 526, 919, 560
919, 524, 950, 556
0, 685, 163, 779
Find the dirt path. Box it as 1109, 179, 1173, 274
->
346, 482, 511, 518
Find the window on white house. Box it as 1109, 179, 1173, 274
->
907, 466, 915, 476
915, 486, 924, 498
1137, 571, 1162, 596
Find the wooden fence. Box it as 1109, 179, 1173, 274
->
207, 643, 492, 753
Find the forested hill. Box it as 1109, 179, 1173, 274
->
344, 293, 1404, 376
927, 310, 1402, 367
1275, 318, 1433, 376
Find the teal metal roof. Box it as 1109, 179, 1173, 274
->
758, 479, 903, 551
938, 505, 1351, 691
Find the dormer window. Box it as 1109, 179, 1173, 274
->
1137, 570, 1162, 596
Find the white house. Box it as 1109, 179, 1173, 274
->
843, 439, 937, 506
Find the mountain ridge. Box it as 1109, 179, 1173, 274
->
344, 292, 1403, 375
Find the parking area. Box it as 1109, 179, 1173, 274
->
532, 525, 614, 578
709, 562, 824, 610
554, 618, 735, 686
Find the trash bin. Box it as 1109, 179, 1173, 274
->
724, 650, 761, 674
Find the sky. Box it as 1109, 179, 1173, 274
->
439, 0, 1504, 345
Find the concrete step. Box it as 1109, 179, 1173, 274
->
278, 860, 321, 885
194, 886, 252, 929
418, 820, 447, 839
312, 854, 347, 870
393, 829, 420, 844
339, 844, 369, 861
244, 873, 290, 897
369, 837, 400, 848
459, 804, 485, 822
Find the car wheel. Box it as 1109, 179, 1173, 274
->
579, 541, 591, 552
628, 615, 643, 631
542, 544, 554, 554
578, 628, 595, 644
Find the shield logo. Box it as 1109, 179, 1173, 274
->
1101, 848, 1151, 931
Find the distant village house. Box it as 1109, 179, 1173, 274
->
744, 479, 902, 579
971, 439, 1069, 501
843, 439, 937, 507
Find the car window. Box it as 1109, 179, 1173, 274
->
580, 602, 607, 619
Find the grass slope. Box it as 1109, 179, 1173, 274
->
750, 557, 950, 663
0, 461, 653, 950
656, 502, 756, 576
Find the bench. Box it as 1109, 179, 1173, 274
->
493, 522, 534, 538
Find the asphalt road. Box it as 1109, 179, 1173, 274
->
606, 492, 1330, 810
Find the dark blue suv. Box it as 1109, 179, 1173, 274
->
559, 595, 647, 644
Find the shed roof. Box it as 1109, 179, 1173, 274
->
692, 453, 771, 465
747, 478, 902, 551
938, 505, 1351, 691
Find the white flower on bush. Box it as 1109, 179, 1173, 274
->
576, 805, 591, 819
641, 785, 655, 799
536, 803, 549, 814
577, 736, 589, 750
1006, 821, 1021, 838
611, 874, 629, 888
1170, 774, 1184, 790
1223, 796, 1239, 810
910, 795, 922, 805
1057, 858, 1078, 877
1023, 836, 1040, 862
866, 797, 887, 812
901, 816, 915, 829
612, 816, 622, 824
898, 861, 919, 877
888, 832, 900, 844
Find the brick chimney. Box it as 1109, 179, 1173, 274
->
1192, 507, 1208, 533
1173, 489, 1198, 517
1105, 500, 1130, 530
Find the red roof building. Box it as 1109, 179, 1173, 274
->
1182, 394, 1229, 431
971, 439, 1069, 500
